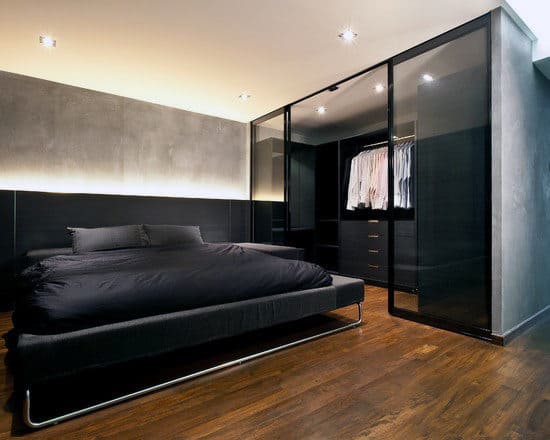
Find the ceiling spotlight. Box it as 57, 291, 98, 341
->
374, 83, 385, 93
39, 35, 56, 48
238, 93, 251, 101
338, 28, 358, 43
422, 73, 434, 82
315, 106, 327, 115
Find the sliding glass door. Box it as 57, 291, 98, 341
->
389, 17, 491, 335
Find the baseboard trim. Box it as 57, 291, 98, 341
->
492, 304, 550, 346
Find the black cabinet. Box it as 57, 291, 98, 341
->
340, 219, 417, 287
340, 220, 388, 283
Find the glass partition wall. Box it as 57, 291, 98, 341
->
251, 109, 287, 244
250, 15, 492, 338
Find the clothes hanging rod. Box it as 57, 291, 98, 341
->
362, 134, 416, 149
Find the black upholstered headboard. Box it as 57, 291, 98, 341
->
0, 190, 250, 292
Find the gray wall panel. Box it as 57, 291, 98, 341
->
0, 70, 248, 200
492, 9, 550, 334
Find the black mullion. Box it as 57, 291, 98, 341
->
387, 58, 395, 314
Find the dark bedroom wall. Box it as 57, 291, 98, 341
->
0, 70, 249, 200
491, 8, 550, 335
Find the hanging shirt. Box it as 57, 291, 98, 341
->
346, 155, 360, 210
345, 141, 414, 211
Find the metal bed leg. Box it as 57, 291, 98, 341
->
23, 302, 363, 429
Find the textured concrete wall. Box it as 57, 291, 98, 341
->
492, 9, 550, 335
0, 71, 249, 200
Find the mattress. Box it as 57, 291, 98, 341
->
15, 243, 332, 335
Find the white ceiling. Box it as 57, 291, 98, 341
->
0, 0, 508, 123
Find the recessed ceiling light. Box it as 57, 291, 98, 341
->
374, 83, 385, 93
422, 73, 435, 82
338, 28, 358, 43
238, 93, 251, 101
315, 106, 327, 114
39, 35, 56, 48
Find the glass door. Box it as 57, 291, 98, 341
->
288, 64, 389, 272
389, 17, 491, 335
251, 109, 287, 244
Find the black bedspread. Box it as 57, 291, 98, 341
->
15, 244, 332, 335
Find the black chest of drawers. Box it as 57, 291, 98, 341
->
340, 219, 416, 288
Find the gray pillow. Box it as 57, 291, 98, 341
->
143, 224, 204, 247
68, 225, 147, 253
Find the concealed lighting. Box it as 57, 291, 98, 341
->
422, 73, 435, 82
315, 106, 327, 115
374, 83, 385, 93
338, 28, 358, 43
39, 35, 56, 48
238, 93, 251, 101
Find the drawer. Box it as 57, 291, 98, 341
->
365, 247, 388, 266
364, 263, 388, 282
365, 219, 388, 235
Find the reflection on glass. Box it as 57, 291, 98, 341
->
391, 27, 490, 330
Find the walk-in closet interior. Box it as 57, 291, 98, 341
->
251, 15, 492, 339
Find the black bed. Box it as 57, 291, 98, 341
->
12, 241, 364, 428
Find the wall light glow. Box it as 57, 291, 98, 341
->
0, 174, 249, 200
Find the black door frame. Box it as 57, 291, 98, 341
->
388, 14, 493, 341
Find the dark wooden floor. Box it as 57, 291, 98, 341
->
1, 286, 549, 439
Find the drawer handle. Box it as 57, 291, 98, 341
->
368, 249, 380, 254
368, 220, 379, 223
368, 234, 380, 238
368, 264, 380, 269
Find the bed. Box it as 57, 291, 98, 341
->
11, 235, 364, 428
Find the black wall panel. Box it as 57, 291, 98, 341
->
15, 192, 250, 257
0, 191, 15, 304
229, 200, 251, 243
0, 191, 248, 277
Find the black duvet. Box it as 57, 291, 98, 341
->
15, 244, 332, 335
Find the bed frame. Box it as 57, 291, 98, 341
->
16, 271, 364, 429
22, 301, 362, 428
